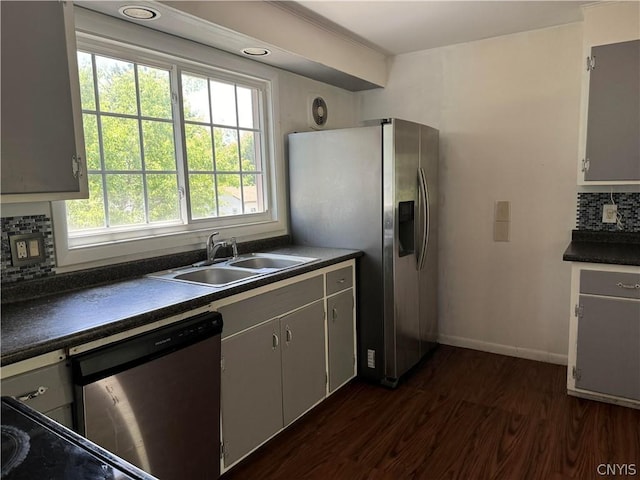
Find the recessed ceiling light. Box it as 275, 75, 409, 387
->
119, 5, 161, 20
242, 47, 271, 57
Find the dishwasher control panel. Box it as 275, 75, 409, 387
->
72, 311, 223, 386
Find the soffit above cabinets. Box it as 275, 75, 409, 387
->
72, 0, 387, 91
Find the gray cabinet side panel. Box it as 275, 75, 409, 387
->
327, 290, 355, 392
280, 301, 326, 427
1, 1, 78, 193
576, 295, 640, 401
585, 39, 640, 181
221, 320, 283, 465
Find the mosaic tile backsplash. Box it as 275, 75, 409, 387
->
577, 192, 640, 232
1, 215, 55, 283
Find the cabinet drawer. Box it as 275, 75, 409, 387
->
219, 276, 323, 338
580, 270, 640, 300
326, 266, 353, 296
1, 361, 73, 414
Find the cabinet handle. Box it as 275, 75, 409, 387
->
617, 282, 640, 290
18, 386, 48, 402
332, 308, 338, 321
337, 278, 345, 284
285, 327, 293, 343
272, 333, 279, 349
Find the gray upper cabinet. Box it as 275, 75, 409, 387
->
1, 1, 87, 201
584, 39, 640, 182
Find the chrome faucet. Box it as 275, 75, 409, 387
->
207, 232, 226, 263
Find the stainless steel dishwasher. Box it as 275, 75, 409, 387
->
72, 311, 223, 480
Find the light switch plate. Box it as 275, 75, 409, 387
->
494, 221, 510, 242
495, 201, 511, 222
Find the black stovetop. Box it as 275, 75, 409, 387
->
1, 397, 156, 480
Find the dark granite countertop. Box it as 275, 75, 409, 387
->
562, 230, 640, 266
1, 246, 361, 366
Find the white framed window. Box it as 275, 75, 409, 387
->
53, 28, 284, 269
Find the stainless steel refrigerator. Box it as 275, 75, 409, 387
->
288, 118, 438, 387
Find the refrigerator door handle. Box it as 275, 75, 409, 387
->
417, 167, 429, 270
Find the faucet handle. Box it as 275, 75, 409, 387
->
230, 237, 239, 258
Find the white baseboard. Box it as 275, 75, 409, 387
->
438, 334, 568, 366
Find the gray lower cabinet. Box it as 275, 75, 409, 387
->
575, 295, 640, 400
280, 301, 326, 426
1, 361, 74, 429
327, 289, 355, 392
218, 262, 357, 470
221, 319, 283, 466
570, 268, 640, 405
584, 39, 640, 181
221, 300, 326, 466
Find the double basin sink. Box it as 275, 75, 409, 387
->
149, 253, 318, 288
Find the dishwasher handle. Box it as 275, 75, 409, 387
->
72, 311, 223, 386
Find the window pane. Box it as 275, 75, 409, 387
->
182, 74, 210, 123
217, 174, 241, 216
239, 130, 261, 172
106, 174, 145, 226
142, 120, 176, 171
242, 174, 264, 213
147, 174, 180, 223
189, 174, 217, 219
139, 66, 172, 119
96, 56, 137, 115
237, 86, 256, 129
210, 80, 236, 126
83, 114, 101, 170
77, 52, 96, 111
185, 124, 213, 171
214, 128, 239, 171
102, 117, 141, 170
67, 174, 105, 231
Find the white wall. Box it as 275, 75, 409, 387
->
359, 23, 584, 364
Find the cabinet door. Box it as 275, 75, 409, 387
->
280, 301, 326, 427
1, 1, 86, 199
221, 319, 283, 466
585, 39, 640, 181
327, 290, 355, 393
1, 361, 74, 429
576, 295, 640, 400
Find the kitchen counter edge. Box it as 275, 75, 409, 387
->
562, 230, 640, 266
1, 246, 362, 366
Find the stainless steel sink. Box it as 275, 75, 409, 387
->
228, 254, 314, 270
148, 252, 317, 288
173, 267, 258, 286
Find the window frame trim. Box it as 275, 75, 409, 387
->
52, 23, 285, 270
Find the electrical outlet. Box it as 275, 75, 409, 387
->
15, 240, 28, 259
602, 204, 617, 223
9, 233, 45, 266
367, 349, 375, 369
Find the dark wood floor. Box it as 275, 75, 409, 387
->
221, 345, 640, 480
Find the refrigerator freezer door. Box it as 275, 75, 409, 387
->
383, 120, 421, 384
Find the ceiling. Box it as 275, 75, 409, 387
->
286, 1, 593, 55
74, 1, 595, 90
